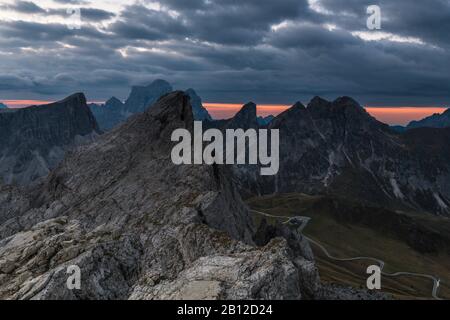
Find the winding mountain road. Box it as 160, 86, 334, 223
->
250, 209, 444, 300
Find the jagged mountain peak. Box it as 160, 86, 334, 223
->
239, 102, 257, 114
270, 101, 306, 127
308, 96, 330, 108
292, 101, 306, 110
225, 102, 258, 129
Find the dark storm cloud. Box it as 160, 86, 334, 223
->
109, 4, 186, 41
0, 20, 108, 41
0, 0, 449, 106
184, 0, 319, 45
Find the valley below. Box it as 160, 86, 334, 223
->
247, 193, 450, 300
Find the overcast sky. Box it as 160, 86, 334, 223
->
0, 0, 449, 106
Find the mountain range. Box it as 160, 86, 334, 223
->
220, 97, 450, 216
407, 108, 450, 129
0, 91, 358, 300
0, 103, 7, 110
0, 87, 448, 299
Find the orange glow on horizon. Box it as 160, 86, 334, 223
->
3, 100, 53, 107
1, 100, 447, 126
3, 100, 104, 108
365, 107, 447, 126
205, 102, 448, 126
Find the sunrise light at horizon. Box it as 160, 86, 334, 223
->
3, 99, 447, 126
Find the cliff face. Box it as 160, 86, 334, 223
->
0, 93, 100, 185
0, 92, 320, 300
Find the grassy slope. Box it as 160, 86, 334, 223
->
247, 193, 450, 300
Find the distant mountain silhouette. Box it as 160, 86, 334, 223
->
204, 102, 258, 131
0, 102, 7, 109
123, 79, 173, 114
257, 115, 275, 126
407, 108, 450, 129
90, 80, 212, 130
89, 97, 126, 131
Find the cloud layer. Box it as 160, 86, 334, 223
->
0, 0, 449, 106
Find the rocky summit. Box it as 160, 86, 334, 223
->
0, 93, 100, 186
0, 92, 328, 300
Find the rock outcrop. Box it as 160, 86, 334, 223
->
0, 93, 100, 186
0, 92, 320, 300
